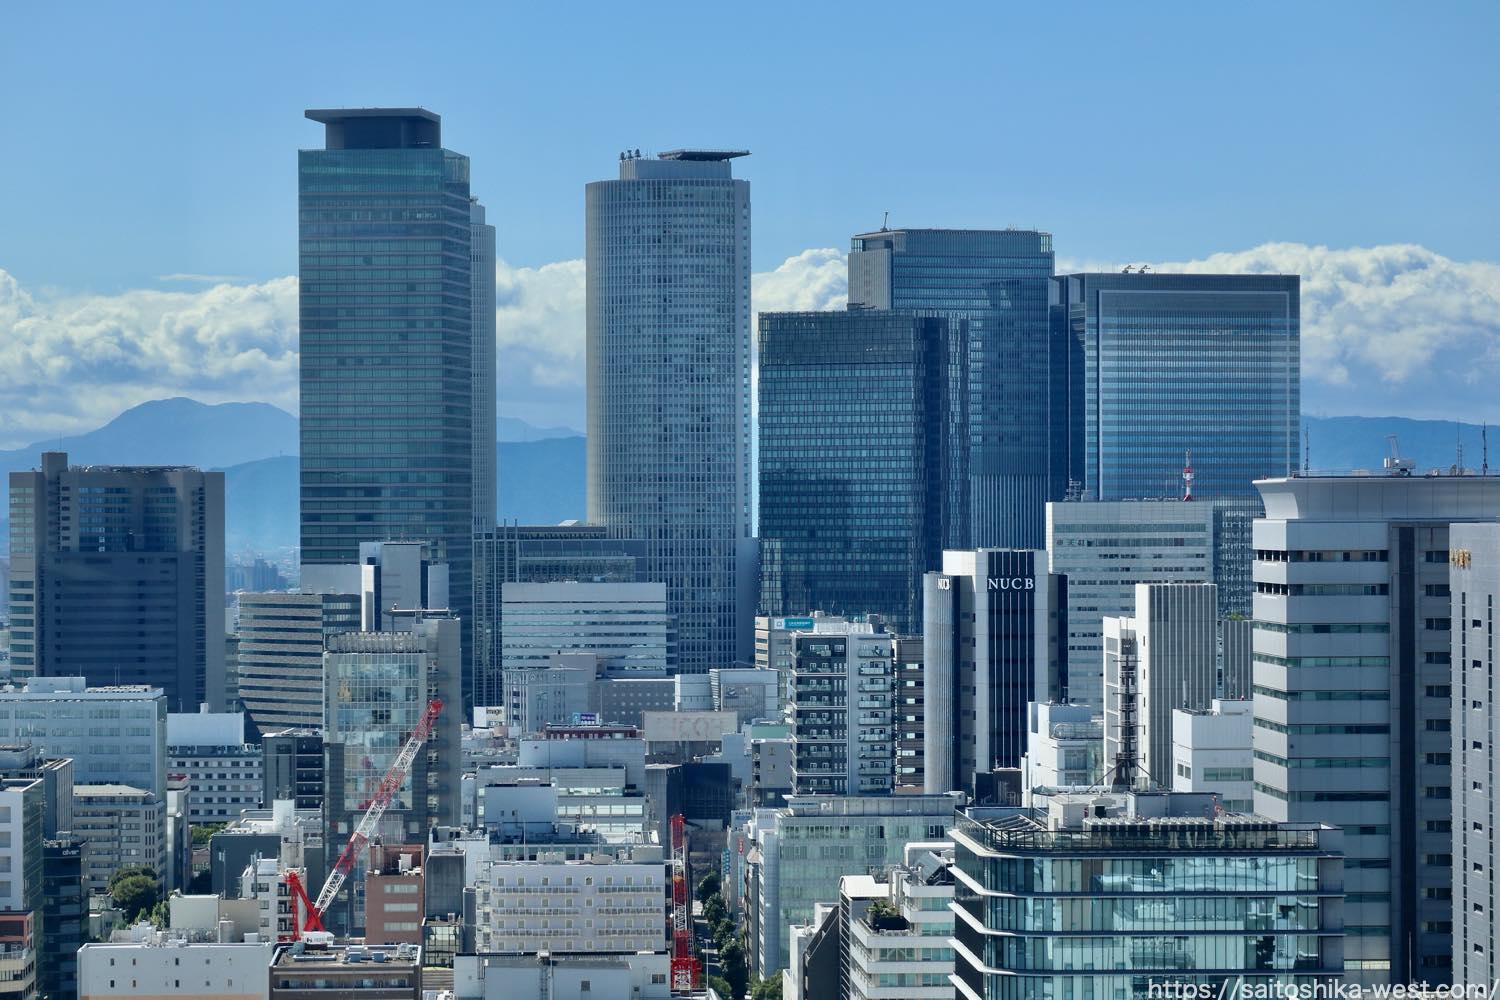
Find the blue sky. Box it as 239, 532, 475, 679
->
1, 1, 1498, 439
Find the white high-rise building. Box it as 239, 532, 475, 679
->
785, 619, 896, 796
1252, 472, 1500, 984
1171, 698, 1254, 811
586, 149, 754, 673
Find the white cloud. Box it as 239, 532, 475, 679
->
3, 241, 1497, 448
1154, 243, 1500, 418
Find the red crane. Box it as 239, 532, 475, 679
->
280, 698, 444, 939
670, 813, 700, 993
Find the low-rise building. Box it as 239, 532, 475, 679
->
470, 857, 667, 955
73, 784, 167, 893
0, 912, 36, 1000
78, 927, 273, 999
1171, 698, 1254, 811
167, 711, 262, 824
1018, 702, 1102, 804
270, 939, 421, 999
847, 842, 956, 1000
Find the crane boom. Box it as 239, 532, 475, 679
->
307, 697, 444, 929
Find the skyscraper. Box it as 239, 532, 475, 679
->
1053, 272, 1300, 502
7, 451, 225, 711
471, 198, 498, 708
586, 149, 754, 672
758, 310, 961, 631
1252, 471, 1500, 984
848, 228, 1060, 549
298, 107, 477, 700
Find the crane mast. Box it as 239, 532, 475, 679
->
293, 697, 444, 935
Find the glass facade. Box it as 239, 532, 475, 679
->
758, 310, 960, 631
849, 229, 1062, 550
298, 110, 475, 700
585, 152, 752, 673
1053, 273, 1299, 503
950, 813, 1344, 999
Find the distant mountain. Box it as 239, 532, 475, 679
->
496, 416, 583, 442
0, 397, 298, 478
219, 438, 586, 554
1306, 415, 1492, 473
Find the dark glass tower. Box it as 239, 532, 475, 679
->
298, 108, 475, 698
848, 228, 1059, 549
758, 310, 962, 631
1053, 272, 1300, 501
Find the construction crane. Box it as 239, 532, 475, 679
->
282, 698, 445, 939
670, 813, 700, 993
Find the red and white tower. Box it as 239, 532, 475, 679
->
1182, 449, 1195, 501
670, 814, 699, 993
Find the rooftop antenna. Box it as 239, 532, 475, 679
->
881, 211, 890, 232
1182, 449, 1194, 501
1140, 263, 1151, 273
1302, 421, 1310, 474
1484, 423, 1489, 475
1122, 264, 1134, 274
1456, 421, 1465, 474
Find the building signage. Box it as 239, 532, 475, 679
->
1451, 549, 1473, 568
987, 577, 1035, 591
775, 617, 815, 630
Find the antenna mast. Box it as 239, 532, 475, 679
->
1182, 450, 1194, 501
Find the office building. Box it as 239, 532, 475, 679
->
1451, 521, 1500, 983
236, 591, 360, 736
166, 712, 262, 824
473, 523, 647, 707
893, 635, 926, 794
455, 953, 672, 1000
471, 199, 497, 534
42, 835, 84, 1000
923, 550, 1065, 795
0, 678, 166, 795
1018, 702, 1102, 801
7, 451, 225, 711
73, 785, 166, 893
0, 913, 34, 1000
1112, 582, 1220, 788
1053, 271, 1299, 503
1046, 498, 1252, 708
742, 791, 963, 977
261, 729, 324, 809
1172, 698, 1254, 812
501, 581, 671, 674
323, 616, 461, 874
270, 940, 422, 1000
78, 933, 274, 999
470, 857, 667, 954
1251, 471, 1500, 983
0, 743, 74, 840
0, 777, 42, 958
299, 107, 477, 704
848, 228, 1060, 550
949, 791, 1344, 999
586, 148, 755, 673
786, 619, 895, 796
758, 310, 960, 631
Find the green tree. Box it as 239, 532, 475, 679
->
713, 916, 736, 953
750, 975, 783, 1000
107, 865, 157, 895
695, 870, 721, 903
111, 872, 160, 922
707, 974, 733, 999
190, 822, 227, 847
720, 938, 749, 1000
703, 894, 727, 930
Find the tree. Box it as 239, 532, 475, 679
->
720, 938, 749, 1000
110, 872, 160, 922
750, 975, 783, 1000
190, 822, 227, 847
707, 974, 734, 999
695, 870, 721, 903
703, 894, 727, 929
713, 916, 736, 953
107, 865, 157, 896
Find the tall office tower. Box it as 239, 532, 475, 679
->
1046, 499, 1221, 708
586, 149, 754, 673
1104, 582, 1220, 789
41, 834, 84, 1000
758, 311, 961, 632
785, 618, 895, 796
848, 228, 1060, 549
471, 199, 498, 712
1053, 272, 1299, 502
236, 591, 360, 737
1447, 522, 1500, 984
923, 550, 1066, 795
322, 615, 461, 934
7, 451, 226, 711
500, 581, 671, 674
299, 108, 476, 702
1252, 472, 1500, 985
950, 791, 1346, 999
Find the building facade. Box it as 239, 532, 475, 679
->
236, 592, 360, 737
7, 451, 225, 711
470, 858, 667, 955
786, 620, 896, 796
1053, 272, 1300, 503
923, 550, 1065, 794
72, 785, 166, 893
500, 581, 671, 674
1251, 472, 1500, 984
298, 107, 477, 703
585, 149, 754, 673
1128, 582, 1220, 789
1018, 702, 1102, 800
1172, 698, 1255, 812
949, 793, 1344, 1000
848, 228, 1061, 550
0, 678, 166, 796
758, 310, 960, 632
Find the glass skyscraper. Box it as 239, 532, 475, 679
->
848, 228, 1061, 550
298, 108, 478, 700
1053, 272, 1300, 502
585, 149, 754, 673
758, 310, 961, 631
